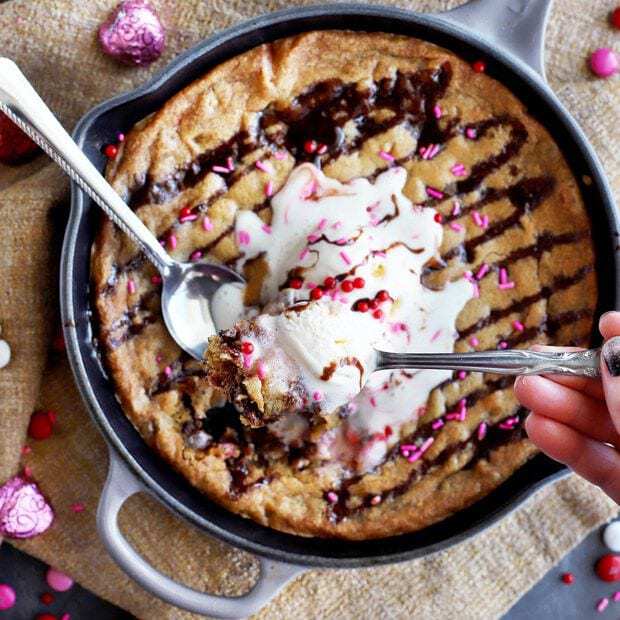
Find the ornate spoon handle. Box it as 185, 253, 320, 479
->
375, 348, 601, 378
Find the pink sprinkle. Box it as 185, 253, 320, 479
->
432, 419, 445, 430
477, 422, 487, 440
449, 222, 464, 232
317, 218, 328, 231
331, 220, 342, 229
419, 437, 434, 453
335, 238, 347, 246
202, 216, 214, 231
190, 250, 203, 261
475, 264, 489, 280
458, 371, 467, 380
499, 422, 515, 430
451, 200, 461, 216
305, 281, 317, 290
451, 163, 467, 176
164, 366, 172, 378
498, 341, 508, 349
317, 144, 328, 155
424, 144, 440, 160
370, 495, 382, 506
312, 391, 323, 402
21, 445, 32, 455
168, 234, 177, 250
445, 412, 461, 421
426, 186, 444, 200
257, 361, 267, 380
433, 104, 442, 119
400, 444, 417, 452
379, 150, 395, 162
237, 230, 251, 246
339, 250, 352, 265
22, 465, 33, 478
127, 280, 136, 294
255, 160, 272, 173
466, 127, 477, 139
612, 591, 620, 602
264, 180, 274, 197
419, 145, 428, 158
155, 354, 163, 363
430, 329, 442, 342
61, 615, 71, 620
469, 336, 480, 347
151, 274, 162, 285
243, 354, 252, 370
370, 396, 377, 407
274, 150, 287, 160
298, 247, 309, 261
212, 165, 230, 174
597, 598, 609, 613
481, 215, 489, 228
512, 320, 525, 332
499, 267, 508, 285
463, 270, 474, 282
401, 449, 411, 457
307, 233, 320, 243
471, 210, 483, 227
499, 281, 516, 290
326, 491, 338, 504
179, 214, 198, 223
226, 157, 235, 172
70, 502, 85, 513
471, 282, 480, 298
116, 132, 125, 142
407, 451, 423, 463
261, 224, 272, 234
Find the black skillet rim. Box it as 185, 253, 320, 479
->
62, 4, 619, 568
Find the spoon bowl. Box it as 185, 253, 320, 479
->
0, 58, 244, 359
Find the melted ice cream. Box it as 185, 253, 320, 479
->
218, 163, 472, 472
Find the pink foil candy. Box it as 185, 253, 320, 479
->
0, 476, 54, 539
99, 1, 165, 66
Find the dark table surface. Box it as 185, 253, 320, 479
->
1, 514, 619, 619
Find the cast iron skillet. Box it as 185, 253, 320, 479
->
62, 0, 619, 616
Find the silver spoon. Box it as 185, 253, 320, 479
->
0, 58, 243, 360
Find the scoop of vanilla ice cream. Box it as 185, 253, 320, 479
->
257, 300, 381, 412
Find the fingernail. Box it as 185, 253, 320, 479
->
602, 336, 620, 377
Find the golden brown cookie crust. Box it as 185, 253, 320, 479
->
91, 31, 596, 539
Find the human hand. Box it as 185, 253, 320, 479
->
514, 311, 620, 503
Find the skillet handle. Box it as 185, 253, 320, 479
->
438, 0, 554, 80
97, 449, 305, 618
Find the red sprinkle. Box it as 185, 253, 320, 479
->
35, 615, 57, 620
368, 299, 379, 310
376, 290, 390, 302
310, 287, 324, 300
289, 278, 303, 290
70, 502, 85, 513
373, 309, 384, 320
40, 592, 55, 605
384, 425, 393, 437
472, 59, 487, 73
356, 301, 369, 313
353, 277, 365, 289
434, 213, 443, 223
561, 572, 574, 584
240, 342, 254, 355
612, 7, 620, 29
323, 276, 336, 289
103, 144, 118, 158
341, 280, 354, 293
304, 140, 318, 154
28, 411, 55, 441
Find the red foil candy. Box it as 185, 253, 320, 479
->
99, 0, 165, 66
0, 476, 54, 539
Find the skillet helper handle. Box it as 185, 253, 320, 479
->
439, 0, 554, 79
98, 450, 304, 618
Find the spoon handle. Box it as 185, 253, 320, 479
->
0, 58, 173, 274
376, 347, 601, 377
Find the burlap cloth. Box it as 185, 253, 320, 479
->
1, 0, 619, 617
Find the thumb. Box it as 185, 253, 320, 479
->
600, 336, 620, 436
